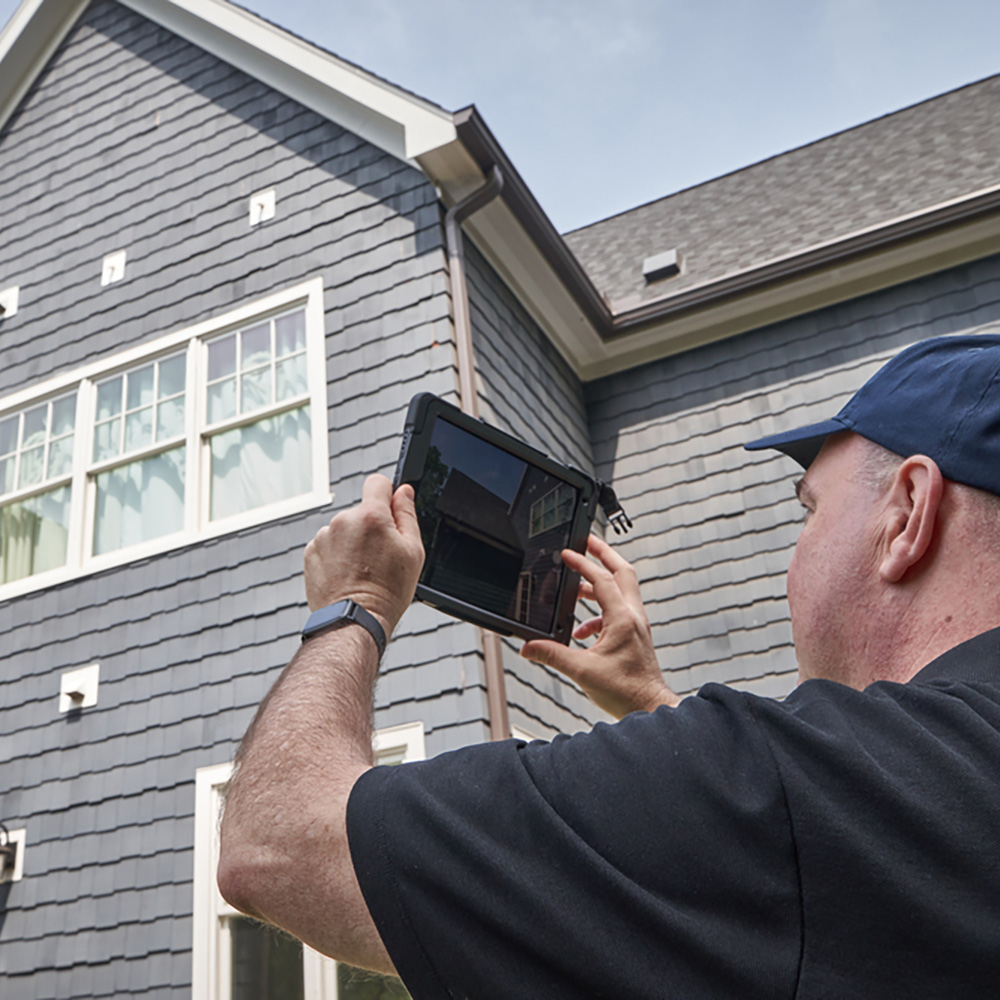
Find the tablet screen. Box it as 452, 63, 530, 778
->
413, 416, 581, 635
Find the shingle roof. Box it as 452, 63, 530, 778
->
563, 73, 1000, 312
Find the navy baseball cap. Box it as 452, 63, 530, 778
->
745, 334, 1000, 495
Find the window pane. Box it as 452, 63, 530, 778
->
275, 355, 307, 402
93, 418, 121, 463
126, 364, 155, 411
51, 396, 76, 438
18, 446, 44, 489
159, 354, 186, 399
93, 447, 185, 555
157, 395, 185, 440
0, 456, 13, 495
275, 311, 305, 357
47, 435, 74, 479
209, 406, 311, 521
208, 335, 236, 381
22, 404, 47, 449
208, 379, 237, 424
0, 416, 17, 456
0, 485, 71, 584
337, 965, 412, 1000
96, 377, 123, 421
241, 368, 272, 413
230, 918, 304, 1000
241, 323, 271, 370
124, 408, 154, 453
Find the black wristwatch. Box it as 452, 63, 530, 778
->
301, 599, 387, 658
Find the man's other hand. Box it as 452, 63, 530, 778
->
520, 535, 679, 718
304, 475, 425, 636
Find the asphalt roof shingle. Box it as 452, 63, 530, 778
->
563, 73, 1000, 312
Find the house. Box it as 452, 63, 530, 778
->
0, 0, 998, 996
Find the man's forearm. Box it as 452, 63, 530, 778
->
217, 623, 392, 971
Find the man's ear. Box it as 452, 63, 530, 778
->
879, 455, 944, 583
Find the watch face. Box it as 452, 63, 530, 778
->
304, 600, 350, 635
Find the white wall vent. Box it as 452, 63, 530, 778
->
101, 250, 127, 286
59, 662, 100, 712
249, 189, 276, 225
642, 248, 683, 282
0, 285, 19, 317
0, 827, 26, 883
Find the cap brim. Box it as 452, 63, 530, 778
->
744, 418, 846, 469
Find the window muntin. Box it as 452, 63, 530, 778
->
92, 353, 186, 463
0, 280, 328, 598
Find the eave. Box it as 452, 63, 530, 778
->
435, 107, 1000, 381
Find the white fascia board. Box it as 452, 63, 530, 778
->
119, 0, 456, 162
463, 200, 607, 378
0, 0, 90, 135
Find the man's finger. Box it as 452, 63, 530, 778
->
391, 484, 421, 540
520, 639, 581, 682
562, 548, 630, 618
573, 616, 602, 640
586, 535, 643, 604
362, 473, 393, 508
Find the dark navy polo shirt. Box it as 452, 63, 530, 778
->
347, 628, 1000, 998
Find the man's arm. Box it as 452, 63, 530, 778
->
216, 475, 424, 972
521, 535, 680, 717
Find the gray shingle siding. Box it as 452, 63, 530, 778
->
586, 252, 1000, 697
0, 0, 482, 994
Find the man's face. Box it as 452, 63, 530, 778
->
786, 433, 886, 687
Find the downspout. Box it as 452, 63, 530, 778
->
443, 164, 510, 741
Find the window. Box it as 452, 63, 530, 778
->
0, 279, 329, 599
528, 482, 575, 537
193, 721, 426, 1000
0, 393, 76, 584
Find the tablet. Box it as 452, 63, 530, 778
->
393, 393, 601, 643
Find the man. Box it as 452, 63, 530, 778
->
218, 334, 1000, 997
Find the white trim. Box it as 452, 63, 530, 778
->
372, 720, 426, 765
0, 278, 331, 602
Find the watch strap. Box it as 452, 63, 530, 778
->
301, 599, 387, 658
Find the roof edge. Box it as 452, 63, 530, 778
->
452, 106, 612, 331
608, 182, 1000, 335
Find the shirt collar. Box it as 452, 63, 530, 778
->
911, 626, 1000, 686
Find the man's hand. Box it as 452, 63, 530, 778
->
521, 535, 679, 718
305, 475, 425, 635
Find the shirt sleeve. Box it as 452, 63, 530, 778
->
346, 686, 802, 1000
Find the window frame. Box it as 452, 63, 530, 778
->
192, 721, 426, 1000
0, 278, 330, 601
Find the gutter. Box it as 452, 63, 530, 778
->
443, 165, 512, 743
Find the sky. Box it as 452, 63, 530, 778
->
2, 0, 1000, 233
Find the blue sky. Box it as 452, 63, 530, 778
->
3, 0, 999, 232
